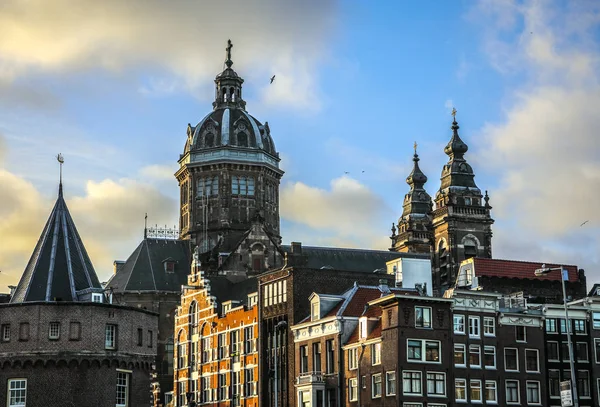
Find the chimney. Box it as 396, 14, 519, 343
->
113, 260, 125, 275
378, 279, 391, 294
291, 242, 302, 254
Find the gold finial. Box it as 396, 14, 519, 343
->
226, 39, 233, 67
414, 141, 418, 155
451, 107, 457, 119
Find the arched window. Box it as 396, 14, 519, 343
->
189, 302, 198, 335
205, 133, 214, 148
247, 177, 255, 196
463, 237, 478, 259
212, 176, 219, 195
237, 132, 248, 147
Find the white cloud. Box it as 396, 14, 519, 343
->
139, 164, 178, 181
280, 176, 394, 249
471, 0, 600, 280
0, 0, 337, 111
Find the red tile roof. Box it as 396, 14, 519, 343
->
472, 258, 578, 282
342, 287, 409, 317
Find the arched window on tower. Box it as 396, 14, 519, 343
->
189, 302, 198, 335
237, 132, 248, 147
247, 177, 255, 196
438, 239, 448, 281
232, 176, 239, 195
205, 133, 214, 148
463, 237, 478, 260
212, 176, 219, 195
230, 87, 235, 102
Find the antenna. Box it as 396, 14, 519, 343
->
144, 213, 148, 239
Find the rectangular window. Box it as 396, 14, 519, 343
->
561, 342, 570, 361
504, 348, 518, 371
485, 381, 497, 403
549, 370, 560, 398
148, 330, 153, 348
574, 319, 586, 334
202, 337, 212, 362
218, 373, 228, 401
469, 344, 481, 367
407, 340, 422, 361
244, 326, 255, 354
426, 372, 445, 396
560, 318, 567, 333
349, 378, 357, 401
470, 379, 482, 403
240, 177, 247, 195
593, 312, 600, 329
402, 371, 422, 395
91, 293, 103, 303
548, 341, 559, 361
372, 374, 382, 398
137, 328, 143, 346
201, 376, 211, 403
178, 381, 186, 406
105, 324, 116, 350
525, 349, 540, 372
311, 302, 319, 321
526, 381, 540, 404
425, 341, 440, 362
454, 343, 466, 366
546, 318, 557, 333
371, 342, 381, 365
247, 177, 255, 196
313, 342, 322, 372
232, 176, 239, 194
415, 307, 431, 328
7, 379, 27, 407
300, 345, 308, 373
453, 314, 465, 334
578, 370, 590, 397
455, 378, 466, 402
576, 342, 589, 362
348, 348, 358, 370
484, 346, 496, 369
505, 380, 519, 404
244, 368, 256, 397
468, 316, 480, 337
326, 340, 335, 374
386, 371, 396, 396
218, 333, 227, 359
116, 372, 129, 407
48, 322, 60, 340
2, 324, 10, 342
483, 317, 495, 336
515, 326, 526, 342
407, 339, 440, 363
178, 343, 186, 369
595, 339, 600, 363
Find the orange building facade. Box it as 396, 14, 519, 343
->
172, 256, 259, 407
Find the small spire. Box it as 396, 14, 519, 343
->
56, 153, 64, 196
225, 39, 233, 68
414, 141, 418, 156
144, 213, 148, 239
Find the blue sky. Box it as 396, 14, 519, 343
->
1, 0, 599, 291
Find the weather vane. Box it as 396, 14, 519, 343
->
451, 107, 457, 118
56, 153, 64, 184
226, 39, 233, 67
414, 141, 418, 154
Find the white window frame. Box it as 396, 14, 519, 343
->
407, 339, 441, 364
470, 379, 482, 403
105, 324, 116, 350
415, 306, 432, 328
576, 342, 589, 362
546, 318, 557, 333
371, 342, 382, 365
386, 371, 396, 396
469, 344, 481, 368
525, 349, 540, 373
454, 343, 466, 367
453, 314, 465, 334
578, 369, 590, 398
485, 380, 497, 403
348, 348, 358, 370
505, 380, 520, 404
468, 316, 480, 338
455, 378, 467, 402
548, 341, 560, 361
311, 301, 319, 321
504, 348, 519, 372
483, 317, 495, 336
116, 371, 130, 407
349, 378, 358, 401
91, 293, 103, 303
426, 372, 446, 397
402, 370, 422, 395
525, 380, 541, 405
484, 345, 496, 369
2, 324, 10, 342
515, 325, 527, 342
549, 369, 560, 399
372, 373, 382, 399
48, 322, 60, 340
7, 378, 27, 407
574, 319, 586, 334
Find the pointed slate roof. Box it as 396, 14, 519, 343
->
11, 185, 102, 303
106, 238, 191, 293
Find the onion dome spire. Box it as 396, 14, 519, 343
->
401, 142, 432, 218
213, 39, 246, 110
444, 108, 469, 160
407, 142, 428, 189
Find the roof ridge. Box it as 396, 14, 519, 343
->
146, 240, 158, 291
60, 209, 78, 300
337, 284, 359, 316
123, 240, 144, 291
474, 257, 578, 268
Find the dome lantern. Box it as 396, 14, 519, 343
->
213, 39, 246, 110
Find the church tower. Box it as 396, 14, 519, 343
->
390, 144, 433, 254
431, 111, 494, 294
175, 40, 284, 272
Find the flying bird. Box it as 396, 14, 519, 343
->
362, 170, 365, 173
270, 75, 276, 84
344, 171, 350, 175
580, 220, 589, 227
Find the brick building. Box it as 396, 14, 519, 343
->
1, 177, 158, 407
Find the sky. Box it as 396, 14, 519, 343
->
0, 0, 599, 292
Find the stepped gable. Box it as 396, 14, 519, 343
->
11, 184, 102, 303
106, 239, 191, 293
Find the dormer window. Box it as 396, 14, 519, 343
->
163, 259, 176, 273
359, 317, 368, 340
91, 293, 103, 303
223, 302, 232, 315
311, 301, 320, 321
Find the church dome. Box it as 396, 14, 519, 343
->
187, 108, 277, 156
182, 40, 278, 159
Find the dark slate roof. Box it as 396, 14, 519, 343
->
11, 185, 102, 303
204, 275, 258, 305
106, 239, 191, 293
280, 245, 427, 273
